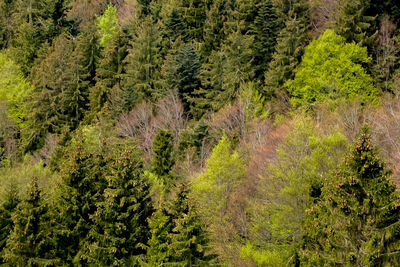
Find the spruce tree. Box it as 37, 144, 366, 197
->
152, 129, 175, 180
0, 186, 20, 263
146, 184, 215, 266
263, 5, 310, 106
4, 178, 55, 266
85, 146, 153, 266
249, 0, 281, 79
177, 0, 207, 42
89, 30, 128, 120
301, 127, 400, 266
51, 133, 108, 264
333, 0, 377, 51
163, 8, 188, 46
122, 17, 163, 111
172, 45, 202, 115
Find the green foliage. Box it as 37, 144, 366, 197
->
172, 45, 202, 115
244, 117, 348, 265
333, 0, 377, 50
288, 30, 378, 108
97, 4, 119, 48
0, 52, 32, 126
0, 186, 19, 263
4, 178, 55, 266
51, 131, 108, 264
152, 129, 175, 181
86, 146, 153, 265
122, 17, 163, 110
263, 1, 310, 103
146, 184, 215, 266
192, 134, 245, 227
301, 126, 400, 266
89, 30, 128, 120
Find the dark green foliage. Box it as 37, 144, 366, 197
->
164, 8, 188, 45
3, 178, 55, 266
152, 129, 175, 179
0, 0, 15, 48
0, 186, 19, 263
178, 0, 207, 42
10, 0, 69, 75
51, 133, 108, 264
146, 184, 215, 266
333, 0, 377, 50
263, 2, 310, 104
250, 0, 281, 79
122, 17, 163, 111
301, 127, 400, 266
89, 30, 128, 120
172, 45, 202, 115
85, 146, 153, 266
25, 32, 98, 152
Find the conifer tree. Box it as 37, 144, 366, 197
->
250, 0, 281, 79
0, 186, 19, 263
177, 0, 207, 42
146, 184, 215, 266
89, 30, 128, 120
152, 129, 175, 180
0, 0, 15, 48
172, 45, 202, 115
4, 178, 54, 266
163, 8, 188, 46
122, 17, 163, 111
51, 133, 108, 264
333, 0, 377, 51
168, 184, 215, 266
85, 146, 153, 266
301, 127, 400, 266
263, 4, 310, 105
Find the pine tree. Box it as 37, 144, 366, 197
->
85, 146, 153, 266
122, 17, 163, 111
177, 0, 207, 42
172, 45, 202, 115
152, 129, 175, 180
163, 8, 188, 46
0, 186, 20, 263
4, 178, 55, 266
301, 126, 400, 266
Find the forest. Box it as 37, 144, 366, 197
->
1, 0, 400, 266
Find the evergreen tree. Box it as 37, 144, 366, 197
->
301, 127, 400, 266
86, 146, 153, 266
172, 45, 202, 115
333, 0, 377, 51
146, 184, 215, 266
0, 0, 15, 48
263, 4, 310, 106
163, 8, 188, 46
4, 178, 55, 266
177, 0, 207, 42
10, 0, 68, 75
0, 186, 20, 263
51, 133, 108, 264
89, 30, 128, 120
152, 129, 175, 180
122, 17, 163, 111
249, 0, 281, 79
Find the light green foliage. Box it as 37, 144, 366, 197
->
97, 4, 119, 48
239, 82, 268, 122
0, 52, 32, 126
192, 134, 246, 226
244, 117, 348, 265
288, 30, 378, 108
